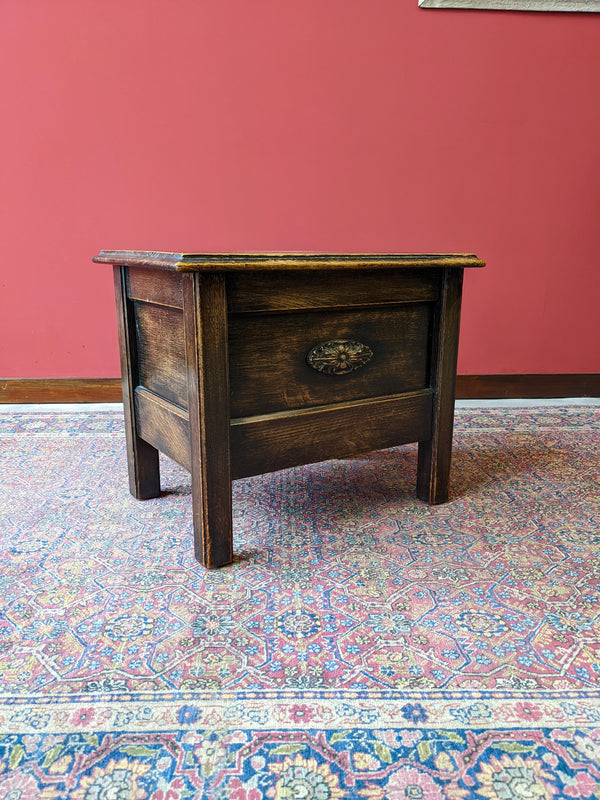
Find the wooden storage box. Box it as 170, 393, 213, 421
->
93, 251, 484, 567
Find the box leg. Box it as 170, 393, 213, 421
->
183, 273, 233, 568
114, 266, 161, 499
417, 267, 463, 505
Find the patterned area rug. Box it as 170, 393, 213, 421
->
1, 405, 599, 798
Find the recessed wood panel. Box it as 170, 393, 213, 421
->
228, 304, 433, 417
226, 269, 440, 313
134, 301, 188, 409
134, 387, 191, 471
230, 390, 433, 479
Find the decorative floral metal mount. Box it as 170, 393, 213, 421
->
306, 339, 374, 375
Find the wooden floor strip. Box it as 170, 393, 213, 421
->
0, 378, 123, 403
1, 375, 598, 403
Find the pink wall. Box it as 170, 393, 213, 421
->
1, 0, 599, 378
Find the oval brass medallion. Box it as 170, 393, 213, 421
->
306, 339, 374, 375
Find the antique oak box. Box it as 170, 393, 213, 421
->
93, 251, 485, 567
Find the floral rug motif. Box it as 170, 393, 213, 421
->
0, 405, 599, 798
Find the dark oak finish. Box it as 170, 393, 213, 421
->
230, 390, 433, 479
417, 268, 463, 504
134, 302, 188, 409
127, 266, 184, 309
114, 266, 161, 501
134, 387, 191, 472
183, 273, 233, 568
93, 251, 485, 567
226, 268, 439, 313
228, 304, 433, 417
93, 251, 484, 271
